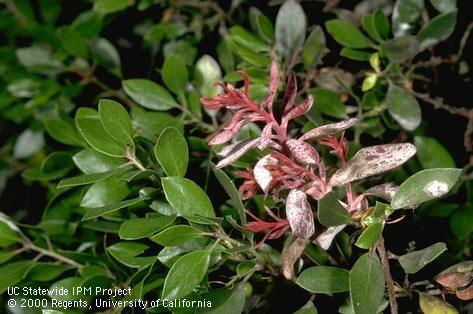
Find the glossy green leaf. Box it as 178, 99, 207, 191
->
229, 26, 268, 53
58, 26, 88, 58
417, 10, 457, 51
309, 88, 346, 119
82, 197, 143, 220
93, 0, 134, 14
49, 277, 84, 301
92, 38, 121, 75
340, 48, 372, 61
0, 217, 22, 247
162, 54, 188, 95
162, 250, 210, 300
325, 19, 371, 49
157, 238, 209, 268
392, 0, 424, 37
197, 284, 246, 314
151, 225, 204, 246
75, 108, 126, 157
119, 214, 176, 240
302, 26, 326, 69
349, 254, 385, 314
107, 242, 155, 268
450, 204, 473, 238
123, 79, 177, 110
27, 263, 71, 282
131, 108, 183, 142
429, 0, 457, 13
45, 118, 85, 146
399, 242, 447, 274
256, 13, 274, 43
0, 261, 34, 293
98, 99, 134, 145
386, 84, 421, 131
155, 127, 188, 177
355, 223, 384, 249
391, 168, 462, 209
294, 300, 318, 314
275, 0, 307, 61
162, 177, 215, 220
73, 149, 125, 174
318, 192, 351, 226
296, 266, 349, 293
80, 176, 129, 208
414, 136, 456, 169
211, 163, 246, 224
57, 166, 128, 188
382, 35, 419, 62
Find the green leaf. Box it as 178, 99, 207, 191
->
45, 118, 85, 146
80, 176, 129, 208
57, 168, 121, 189
196, 284, 246, 314
391, 168, 462, 209
82, 197, 143, 220
350, 253, 385, 314
119, 214, 176, 240
0, 218, 22, 247
399, 242, 447, 274
382, 36, 419, 63
158, 238, 208, 268
340, 48, 372, 61
419, 294, 459, 314
296, 266, 349, 293
154, 127, 188, 177
275, 0, 307, 61
256, 13, 274, 43
58, 26, 88, 58
211, 163, 246, 224
73, 149, 125, 174
98, 99, 134, 145
392, 0, 424, 37
162, 250, 210, 300
107, 242, 155, 268
49, 277, 84, 301
194, 55, 222, 99
362, 10, 390, 43
325, 19, 371, 49
151, 225, 204, 246
355, 223, 384, 249
131, 108, 183, 142
294, 300, 318, 314
123, 79, 177, 110
162, 177, 215, 220
414, 136, 456, 169
429, 0, 457, 13
229, 26, 269, 53
27, 263, 71, 282
162, 55, 188, 95
450, 204, 473, 238
92, 38, 121, 76
309, 88, 347, 119
93, 0, 134, 14
386, 84, 421, 131
318, 192, 351, 226
75, 108, 126, 157
302, 26, 326, 69
0, 261, 34, 293
417, 10, 457, 51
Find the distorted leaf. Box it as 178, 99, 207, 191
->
399, 242, 447, 274
286, 190, 315, 239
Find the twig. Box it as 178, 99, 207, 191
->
25, 243, 83, 268
377, 236, 398, 314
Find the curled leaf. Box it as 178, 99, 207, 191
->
329, 143, 416, 187
286, 189, 315, 239
216, 139, 258, 168
286, 139, 319, 165
299, 118, 358, 141
314, 224, 346, 250
436, 272, 472, 290
282, 237, 310, 280
254, 155, 278, 193
362, 182, 399, 201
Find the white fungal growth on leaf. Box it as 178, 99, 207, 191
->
329, 143, 417, 187
314, 225, 346, 250
286, 189, 315, 239
424, 180, 449, 197
299, 118, 358, 141
254, 155, 277, 193
286, 139, 319, 165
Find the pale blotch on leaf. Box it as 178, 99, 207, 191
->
286, 139, 319, 165
299, 117, 358, 141
424, 180, 449, 197
286, 189, 315, 239
254, 155, 277, 193
329, 143, 416, 187
314, 224, 346, 250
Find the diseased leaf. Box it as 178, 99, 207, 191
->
392, 0, 424, 37
286, 190, 315, 239
123, 79, 177, 110
286, 139, 319, 165
325, 19, 371, 49
391, 168, 461, 209
275, 0, 307, 61
315, 225, 346, 250
386, 84, 421, 131
417, 10, 457, 51
350, 254, 385, 314
318, 192, 351, 227
162, 250, 210, 300
382, 36, 419, 63
155, 127, 188, 177
329, 143, 417, 187
399, 242, 447, 274
299, 118, 358, 141
429, 0, 457, 13
296, 266, 349, 293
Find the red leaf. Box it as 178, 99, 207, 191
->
216, 139, 258, 168
282, 72, 297, 114
286, 139, 320, 165
299, 118, 358, 141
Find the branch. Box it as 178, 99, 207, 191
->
377, 236, 398, 314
